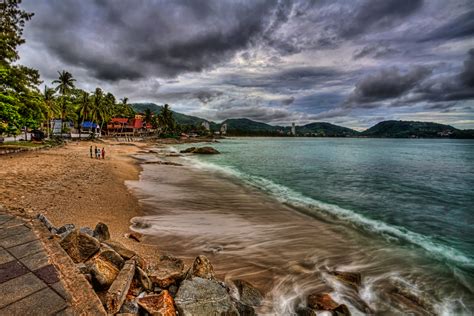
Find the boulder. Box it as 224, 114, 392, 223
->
87, 247, 125, 290
118, 299, 139, 314
125, 231, 142, 242
60, 229, 100, 263
135, 266, 152, 291
106, 260, 136, 314
180, 147, 196, 153
104, 240, 137, 260
307, 293, 339, 311
233, 279, 263, 307
80, 226, 94, 237
56, 223, 75, 235
193, 146, 220, 154
188, 255, 215, 280
147, 255, 185, 288
175, 277, 239, 316
233, 300, 256, 316
329, 271, 362, 290
137, 290, 176, 316
93, 222, 110, 241
295, 306, 317, 316
37, 213, 58, 234
333, 304, 351, 316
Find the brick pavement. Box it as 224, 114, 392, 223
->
0, 213, 71, 315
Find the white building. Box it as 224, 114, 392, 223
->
291, 122, 296, 136
220, 123, 227, 135
201, 121, 210, 131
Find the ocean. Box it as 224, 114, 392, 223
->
129, 137, 474, 315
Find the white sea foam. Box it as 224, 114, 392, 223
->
183, 156, 474, 269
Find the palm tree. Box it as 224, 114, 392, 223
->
43, 86, 56, 138
158, 104, 176, 135
78, 91, 91, 137
90, 87, 103, 126
52, 70, 76, 130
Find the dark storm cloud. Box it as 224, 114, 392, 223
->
340, 0, 424, 38
349, 66, 432, 104
223, 67, 343, 92
409, 50, 474, 102
421, 10, 474, 42
24, 0, 280, 81
353, 43, 399, 60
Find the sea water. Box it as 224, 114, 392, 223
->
131, 137, 474, 314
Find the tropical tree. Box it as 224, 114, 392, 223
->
0, 0, 40, 136
158, 104, 176, 135
52, 70, 76, 130
43, 86, 56, 137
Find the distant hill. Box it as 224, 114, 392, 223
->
221, 118, 282, 136
360, 120, 474, 138
131, 103, 474, 138
131, 103, 210, 126
298, 122, 359, 137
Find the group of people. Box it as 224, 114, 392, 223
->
90, 146, 105, 159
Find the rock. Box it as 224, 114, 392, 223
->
56, 223, 75, 235
131, 218, 151, 229
168, 284, 178, 297
137, 290, 176, 316
192, 146, 220, 154
136, 266, 152, 291
188, 255, 215, 280
180, 147, 196, 153
119, 299, 139, 314
104, 240, 137, 260
106, 260, 136, 314
233, 300, 256, 316
307, 293, 339, 311
233, 279, 263, 307
175, 277, 239, 316
333, 304, 351, 316
329, 271, 362, 290
87, 247, 125, 290
295, 306, 317, 316
93, 222, 110, 241
80, 226, 94, 237
37, 213, 57, 234
132, 255, 147, 270
76, 263, 89, 274
148, 255, 185, 288
125, 231, 142, 242
60, 229, 100, 263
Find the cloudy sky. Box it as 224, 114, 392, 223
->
19, 0, 474, 129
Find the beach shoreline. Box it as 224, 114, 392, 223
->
0, 140, 160, 260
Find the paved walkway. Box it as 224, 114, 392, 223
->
0, 213, 71, 315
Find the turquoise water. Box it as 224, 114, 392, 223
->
180, 138, 474, 281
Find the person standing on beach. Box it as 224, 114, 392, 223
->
94, 146, 98, 159
90, 146, 93, 158
101, 147, 105, 160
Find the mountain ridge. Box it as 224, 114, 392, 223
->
131, 103, 474, 138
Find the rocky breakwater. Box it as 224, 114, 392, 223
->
37, 214, 263, 315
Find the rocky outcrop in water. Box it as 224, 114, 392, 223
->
180, 146, 220, 154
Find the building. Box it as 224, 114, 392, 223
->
291, 122, 296, 136
220, 123, 227, 135
201, 121, 210, 131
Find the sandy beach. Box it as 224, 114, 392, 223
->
0, 140, 158, 260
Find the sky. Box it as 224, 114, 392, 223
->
18, 0, 474, 130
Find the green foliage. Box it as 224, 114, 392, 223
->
0, 1, 42, 135
360, 120, 461, 138
0, 0, 34, 65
